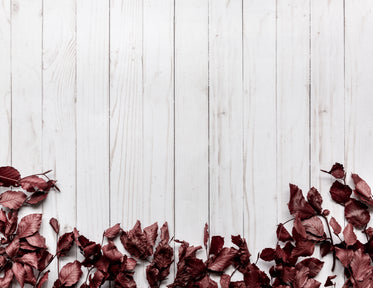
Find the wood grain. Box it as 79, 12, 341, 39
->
76, 0, 110, 241
243, 0, 277, 261
209, 0, 243, 239
42, 0, 76, 283
175, 0, 209, 247
276, 0, 310, 222
0, 0, 11, 165
310, 0, 345, 284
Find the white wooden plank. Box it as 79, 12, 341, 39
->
345, 0, 373, 251
345, 1, 373, 178
76, 0, 109, 242
242, 0, 277, 261
310, 0, 345, 284
0, 0, 11, 165
209, 0, 243, 239
141, 0, 175, 284
276, 0, 310, 222
42, 0, 76, 283
175, 0, 208, 246
110, 0, 143, 229
11, 0, 42, 175
109, 0, 147, 285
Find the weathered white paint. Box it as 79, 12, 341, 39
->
2, 0, 373, 286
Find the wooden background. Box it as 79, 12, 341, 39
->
0, 0, 372, 286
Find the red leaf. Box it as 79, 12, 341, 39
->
345, 198, 370, 228
329, 217, 342, 235
0, 191, 26, 210
49, 217, 60, 234
36, 271, 49, 288
260, 248, 276, 261
17, 213, 42, 238
295, 257, 324, 278
329, 181, 352, 204
321, 163, 345, 179
302, 216, 325, 239
209, 236, 224, 256
276, 223, 293, 242
307, 187, 323, 214
324, 275, 336, 287
144, 222, 158, 254
6, 237, 20, 257
160, 221, 170, 245
102, 241, 123, 262
12, 262, 26, 287
288, 184, 316, 219
26, 192, 48, 205
350, 249, 373, 282
204, 223, 209, 250
57, 232, 74, 258
343, 223, 357, 246
20, 175, 48, 192
104, 223, 121, 239
59, 261, 83, 286
335, 247, 354, 267
352, 173, 372, 199
0, 166, 21, 187
0, 269, 13, 288
26, 233, 46, 248
207, 247, 236, 272
18, 252, 38, 269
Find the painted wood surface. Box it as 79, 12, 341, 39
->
2, 0, 373, 286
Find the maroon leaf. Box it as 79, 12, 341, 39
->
102, 241, 123, 262
307, 187, 323, 214
324, 275, 336, 287
12, 262, 26, 287
26, 233, 46, 248
302, 216, 325, 239
0, 269, 13, 288
18, 252, 38, 269
321, 163, 345, 179
0, 166, 21, 187
0, 191, 26, 210
345, 198, 370, 228
288, 184, 316, 219
276, 223, 293, 242
104, 223, 121, 239
260, 248, 276, 261
352, 173, 372, 199
20, 175, 48, 192
329, 181, 352, 204
49, 217, 60, 234
350, 249, 373, 282
343, 223, 357, 246
59, 260, 83, 286
207, 247, 236, 272
329, 217, 342, 235
204, 223, 209, 250
17, 213, 42, 238
57, 232, 74, 258
36, 271, 49, 288
209, 236, 224, 256
26, 192, 48, 205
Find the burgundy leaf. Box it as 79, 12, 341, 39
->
160, 221, 170, 245
12, 262, 26, 287
324, 275, 336, 287
49, 217, 60, 234
59, 260, 83, 286
20, 175, 48, 192
321, 162, 345, 179
207, 247, 236, 272
57, 232, 74, 258
295, 257, 324, 278
204, 223, 209, 250
352, 173, 372, 199
36, 271, 49, 288
0, 166, 21, 187
17, 213, 42, 238
276, 223, 293, 242
209, 235, 224, 256
288, 184, 316, 219
343, 223, 357, 246
26, 232, 46, 248
102, 241, 123, 262
0, 269, 13, 288
350, 249, 373, 282
104, 223, 121, 239
302, 216, 325, 239
329, 217, 342, 235
18, 252, 38, 269
345, 198, 370, 228
335, 247, 354, 268
307, 187, 323, 214
26, 192, 48, 205
0, 191, 26, 210
260, 248, 276, 261
329, 181, 352, 204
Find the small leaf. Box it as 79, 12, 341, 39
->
49, 217, 60, 234
59, 261, 83, 286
